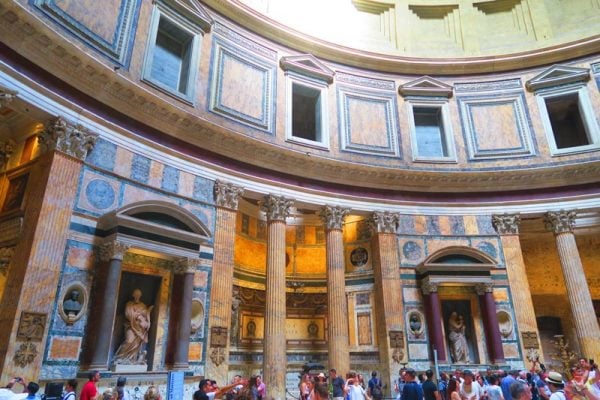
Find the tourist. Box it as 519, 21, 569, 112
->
0, 377, 28, 400
402, 369, 423, 400
368, 371, 383, 400
330, 369, 347, 400
460, 370, 481, 400
439, 373, 450, 400
144, 386, 161, 400
545, 372, 566, 400
256, 376, 266, 400
347, 372, 370, 400
510, 382, 532, 400
115, 376, 130, 400
423, 370, 441, 400
61, 379, 77, 400
449, 379, 461, 400
300, 373, 313, 400
395, 368, 408, 400
81, 370, 100, 400
226, 375, 244, 400
486, 375, 504, 400
313, 383, 329, 400
502, 372, 519, 400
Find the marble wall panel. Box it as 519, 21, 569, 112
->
76, 170, 120, 215
337, 85, 400, 157
408, 343, 429, 360
48, 336, 81, 360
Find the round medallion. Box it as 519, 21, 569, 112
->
350, 247, 368, 267
85, 179, 115, 210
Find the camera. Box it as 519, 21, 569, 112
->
14, 377, 22, 383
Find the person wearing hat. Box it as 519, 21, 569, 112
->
545, 372, 566, 400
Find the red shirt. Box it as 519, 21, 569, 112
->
80, 380, 97, 400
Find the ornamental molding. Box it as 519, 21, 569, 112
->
421, 281, 438, 295
260, 194, 293, 222
0, 86, 18, 107
99, 241, 130, 262
370, 211, 399, 234
319, 205, 350, 231
3, 4, 600, 193
474, 283, 494, 295
214, 180, 244, 210
174, 257, 201, 274
38, 117, 97, 160
492, 213, 521, 235
399, 76, 453, 98
545, 210, 577, 234
280, 54, 335, 83
526, 64, 590, 92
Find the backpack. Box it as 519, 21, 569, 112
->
371, 378, 383, 400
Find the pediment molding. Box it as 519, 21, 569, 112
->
399, 76, 453, 97
157, 0, 213, 32
525, 64, 590, 91
280, 54, 335, 83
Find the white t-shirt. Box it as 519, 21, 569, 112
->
549, 391, 566, 400
348, 384, 367, 400
0, 389, 27, 400
460, 381, 481, 400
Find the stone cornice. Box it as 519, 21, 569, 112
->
1, 3, 600, 195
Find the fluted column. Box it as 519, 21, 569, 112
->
476, 283, 505, 364
422, 282, 446, 362
545, 211, 600, 360
492, 213, 542, 363
262, 195, 293, 400
167, 258, 198, 369
0, 117, 96, 382
319, 205, 350, 373
205, 181, 244, 382
89, 241, 129, 370
370, 211, 405, 394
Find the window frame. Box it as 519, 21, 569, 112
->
141, 3, 203, 104
536, 84, 600, 156
406, 98, 456, 163
284, 72, 330, 150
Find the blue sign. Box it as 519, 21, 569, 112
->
167, 371, 185, 400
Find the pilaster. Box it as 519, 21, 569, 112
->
0, 116, 96, 381
205, 181, 244, 382
545, 211, 600, 360
492, 213, 542, 363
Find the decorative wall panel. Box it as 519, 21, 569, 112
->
337, 85, 401, 157
32, 0, 140, 67
458, 93, 535, 159
209, 37, 276, 133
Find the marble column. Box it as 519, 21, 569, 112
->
319, 205, 350, 373
476, 283, 505, 364
261, 195, 293, 400
0, 117, 96, 382
545, 211, 600, 360
167, 258, 197, 370
370, 211, 405, 393
205, 181, 244, 382
89, 241, 129, 370
492, 213, 542, 362
422, 282, 447, 362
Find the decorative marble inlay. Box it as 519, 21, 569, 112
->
475, 283, 494, 295
370, 211, 399, 234
214, 180, 244, 210
99, 241, 130, 262
421, 282, 438, 295
492, 213, 521, 235
545, 210, 576, 234
260, 195, 293, 222
174, 257, 201, 274
38, 116, 97, 160
319, 205, 350, 231
85, 179, 116, 210
13, 342, 38, 368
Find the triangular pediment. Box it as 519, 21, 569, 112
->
526, 64, 590, 91
280, 54, 335, 84
399, 76, 453, 97
159, 0, 213, 32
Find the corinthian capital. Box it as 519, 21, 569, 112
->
492, 214, 521, 235
370, 211, 399, 234
545, 210, 576, 235
260, 194, 293, 222
319, 205, 350, 231
0, 86, 18, 107
38, 117, 97, 160
174, 257, 201, 274
214, 180, 244, 210
475, 283, 494, 295
421, 281, 438, 295
99, 241, 130, 262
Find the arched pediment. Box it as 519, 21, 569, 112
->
416, 246, 496, 286
422, 245, 496, 266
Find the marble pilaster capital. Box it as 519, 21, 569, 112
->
38, 116, 97, 160
421, 281, 439, 295
214, 180, 244, 210
0, 246, 15, 275
319, 205, 350, 231
99, 241, 130, 262
475, 283, 494, 295
369, 211, 399, 234
0, 87, 18, 107
492, 213, 521, 235
545, 210, 576, 234
174, 257, 201, 274
260, 194, 293, 222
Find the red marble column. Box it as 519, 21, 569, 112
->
422, 282, 447, 362
476, 283, 505, 364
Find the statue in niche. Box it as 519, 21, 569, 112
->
409, 313, 422, 337
114, 289, 153, 365
63, 289, 83, 323
246, 319, 256, 338
448, 312, 470, 363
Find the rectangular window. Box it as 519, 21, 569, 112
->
414, 107, 448, 158
151, 17, 193, 94
292, 83, 321, 142
545, 94, 589, 149
142, 5, 203, 103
